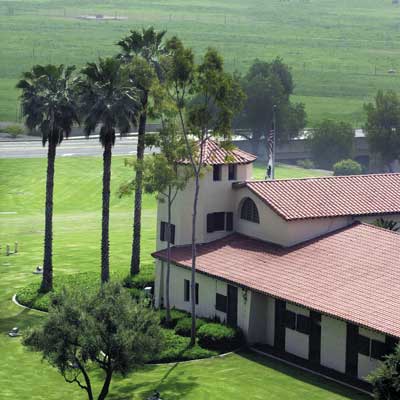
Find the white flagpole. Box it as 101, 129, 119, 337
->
271, 104, 277, 180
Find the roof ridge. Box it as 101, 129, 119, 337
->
359, 221, 400, 236
246, 172, 400, 184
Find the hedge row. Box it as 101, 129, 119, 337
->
16, 271, 154, 312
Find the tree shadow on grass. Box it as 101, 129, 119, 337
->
0, 305, 44, 334
107, 348, 200, 400
240, 350, 369, 400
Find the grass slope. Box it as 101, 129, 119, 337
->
1, 0, 400, 124
0, 155, 365, 399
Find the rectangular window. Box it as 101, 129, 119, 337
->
216, 293, 227, 313
184, 279, 190, 302
207, 212, 226, 233
226, 212, 233, 231
213, 165, 222, 181
160, 221, 166, 241
228, 164, 237, 180
285, 310, 311, 335
160, 221, 175, 244
296, 314, 311, 335
285, 310, 296, 330
371, 340, 388, 360
184, 280, 199, 304
358, 335, 371, 357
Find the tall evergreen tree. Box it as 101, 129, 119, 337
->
163, 39, 244, 344
117, 27, 167, 275
76, 58, 138, 283
17, 64, 78, 293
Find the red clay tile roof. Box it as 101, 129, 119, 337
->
178, 138, 257, 165
240, 173, 400, 220
153, 223, 400, 338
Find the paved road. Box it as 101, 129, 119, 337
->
0, 136, 158, 159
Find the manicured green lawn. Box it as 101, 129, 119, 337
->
0, 155, 366, 399
1, 0, 400, 124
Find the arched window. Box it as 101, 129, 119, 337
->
240, 198, 260, 223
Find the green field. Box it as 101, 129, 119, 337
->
0, 155, 368, 399
1, 0, 400, 124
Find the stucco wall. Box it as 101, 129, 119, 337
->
320, 316, 347, 373
155, 262, 252, 335
234, 187, 354, 247
156, 163, 253, 251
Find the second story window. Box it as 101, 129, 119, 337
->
207, 212, 234, 233
240, 198, 260, 223
213, 165, 222, 181
160, 221, 175, 244
228, 164, 237, 180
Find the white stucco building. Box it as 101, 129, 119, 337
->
152, 139, 400, 386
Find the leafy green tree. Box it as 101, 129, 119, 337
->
117, 27, 167, 276
368, 344, 400, 399
365, 90, 400, 171
23, 282, 164, 400
163, 38, 244, 345
308, 119, 354, 169
17, 64, 78, 293
333, 159, 362, 176
120, 123, 191, 323
76, 57, 138, 283
235, 58, 306, 150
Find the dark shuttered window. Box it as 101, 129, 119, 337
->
285, 310, 296, 330
184, 280, 198, 304
213, 165, 222, 181
296, 314, 311, 335
359, 335, 389, 360
228, 164, 237, 180
226, 212, 233, 231
358, 335, 370, 357
184, 279, 190, 302
160, 222, 175, 244
207, 212, 233, 233
216, 293, 227, 313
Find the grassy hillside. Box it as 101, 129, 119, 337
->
1, 0, 400, 124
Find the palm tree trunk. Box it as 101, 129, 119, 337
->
40, 142, 56, 293
165, 187, 172, 324
101, 142, 112, 284
130, 95, 148, 275
190, 173, 200, 346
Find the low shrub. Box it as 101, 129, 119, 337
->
152, 329, 217, 363
16, 272, 119, 312
296, 159, 315, 169
174, 317, 206, 337
122, 270, 154, 290
2, 124, 25, 138
197, 323, 244, 352
159, 308, 188, 328
333, 159, 362, 176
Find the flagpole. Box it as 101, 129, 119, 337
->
271, 104, 277, 180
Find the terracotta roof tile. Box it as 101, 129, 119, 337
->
241, 173, 400, 220
153, 223, 400, 338
178, 138, 257, 165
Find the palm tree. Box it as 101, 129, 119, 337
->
17, 64, 78, 293
373, 218, 400, 232
77, 57, 138, 283
117, 27, 167, 275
